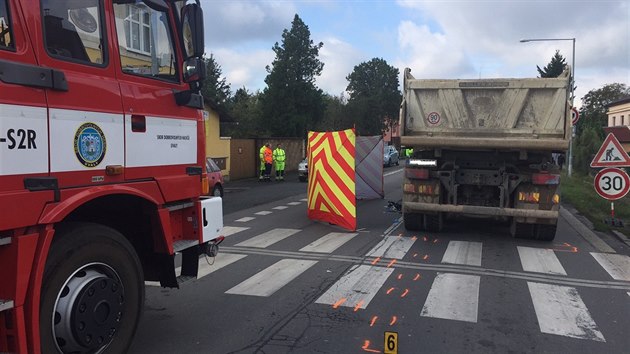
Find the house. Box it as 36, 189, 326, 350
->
204, 99, 232, 180
605, 96, 630, 153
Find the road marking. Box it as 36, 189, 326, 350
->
226, 259, 317, 297
384, 168, 403, 177
517, 246, 567, 275
366, 236, 416, 259
145, 253, 247, 286
590, 253, 630, 281
300, 198, 307, 202
287, 202, 301, 206
220, 226, 250, 237
300, 232, 358, 253
235, 228, 300, 248
235, 217, 255, 223
441, 241, 482, 266
255, 211, 272, 216
528, 282, 605, 342
316, 265, 394, 309
273, 206, 288, 210
420, 273, 480, 323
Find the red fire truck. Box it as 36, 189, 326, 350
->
0, 1, 224, 352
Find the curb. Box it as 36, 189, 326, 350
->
612, 230, 630, 247
559, 207, 616, 253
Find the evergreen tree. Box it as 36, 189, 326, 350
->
201, 54, 231, 108
261, 14, 325, 137
227, 88, 264, 138
345, 58, 400, 136
537, 50, 567, 78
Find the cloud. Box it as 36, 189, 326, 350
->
202, 0, 296, 46
210, 48, 275, 93
316, 37, 364, 96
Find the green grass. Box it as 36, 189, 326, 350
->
561, 171, 630, 233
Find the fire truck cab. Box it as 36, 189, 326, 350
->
0, 1, 223, 353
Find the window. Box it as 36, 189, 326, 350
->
0, 0, 14, 50
41, 0, 104, 64
124, 5, 150, 54
622, 115, 625, 126
114, 1, 177, 81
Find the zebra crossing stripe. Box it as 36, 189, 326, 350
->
220, 226, 250, 237
226, 259, 318, 297
528, 282, 605, 342
273, 206, 288, 210
590, 253, 630, 281
366, 236, 416, 259
255, 211, 272, 215
145, 253, 247, 286
316, 265, 394, 309
441, 241, 482, 266
235, 228, 300, 248
300, 232, 358, 253
235, 217, 255, 223
287, 202, 301, 205
517, 246, 567, 275
420, 273, 480, 323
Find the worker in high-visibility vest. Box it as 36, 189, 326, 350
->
273, 143, 286, 181
258, 143, 267, 181
263, 143, 273, 181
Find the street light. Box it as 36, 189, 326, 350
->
520, 38, 576, 177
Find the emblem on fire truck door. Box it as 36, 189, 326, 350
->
74, 122, 106, 168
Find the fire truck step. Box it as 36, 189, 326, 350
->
176, 275, 196, 285
0, 237, 11, 246
173, 240, 198, 253
0, 299, 14, 312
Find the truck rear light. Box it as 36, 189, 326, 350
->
518, 192, 540, 203
403, 183, 415, 193
553, 194, 560, 204
404, 182, 437, 195
405, 168, 429, 180
202, 176, 209, 195
532, 173, 560, 185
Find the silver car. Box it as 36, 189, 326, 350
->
384, 145, 400, 166
298, 158, 308, 182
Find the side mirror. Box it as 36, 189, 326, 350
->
181, 4, 204, 59
183, 57, 206, 84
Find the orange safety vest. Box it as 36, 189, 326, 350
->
264, 147, 273, 163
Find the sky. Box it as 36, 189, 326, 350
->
200, 0, 630, 107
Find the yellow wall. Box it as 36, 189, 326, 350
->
607, 101, 630, 127
203, 108, 230, 178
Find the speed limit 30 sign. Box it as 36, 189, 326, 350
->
594, 168, 630, 200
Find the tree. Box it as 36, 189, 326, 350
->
316, 93, 349, 132
345, 58, 400, 136
577, 83, 630, 137
537, 50, 567, 78
261, 14, 325, 138
201, 54, 231, 108
226, 88, 264, 138
573, 126, 602, 175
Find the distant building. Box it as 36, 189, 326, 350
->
605, 96, 630, 153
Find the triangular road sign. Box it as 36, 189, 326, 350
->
590, 133, 630, 167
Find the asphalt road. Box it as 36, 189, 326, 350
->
130, 166, 630, 353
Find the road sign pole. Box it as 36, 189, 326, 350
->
568, 126, 574, 177
611, 202, 614, 218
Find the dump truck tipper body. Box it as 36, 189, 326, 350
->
400, 68, 571, 240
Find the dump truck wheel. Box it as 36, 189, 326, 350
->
510, 219, 534, 239
534, 224, 557, 241
403, 211, 423, 231
425, 213, 443, 232
40, 223, 144, 354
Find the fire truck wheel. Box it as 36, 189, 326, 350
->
40, 222, 144, 354
403, 211, 423, 231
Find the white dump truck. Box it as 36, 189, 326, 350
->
400, 68, 571, 240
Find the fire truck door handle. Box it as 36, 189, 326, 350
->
131, 115, 146, 132
202, 207, 208, 227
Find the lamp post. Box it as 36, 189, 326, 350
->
520, 38, 576, 177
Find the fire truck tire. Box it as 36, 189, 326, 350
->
40, 222, 144, 354
534, 223, 557, 241
425, 213, 443, 232
403, 211, 423, 231
212, 184, 224, 198
510, 219, 534, 239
